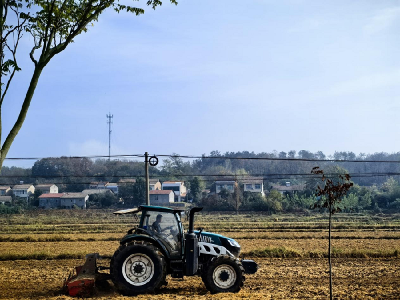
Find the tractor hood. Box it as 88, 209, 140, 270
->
194, 230, 241, 257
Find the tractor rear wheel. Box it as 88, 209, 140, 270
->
202, 255, 245, 294
111, 244, 165, 295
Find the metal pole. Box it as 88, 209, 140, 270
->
106, 113, 113, 161
145, 152, 150, 205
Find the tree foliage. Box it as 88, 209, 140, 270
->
311, 166, 353, 300
0, 0, 177, 169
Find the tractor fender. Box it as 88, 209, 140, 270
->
120, 234, 170, 260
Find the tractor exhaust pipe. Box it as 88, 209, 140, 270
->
188, 207, 203, 233
185, 207, 203, 276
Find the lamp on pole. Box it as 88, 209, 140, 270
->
144, 153, 158, 205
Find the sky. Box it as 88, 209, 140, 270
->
2, 0, 400, 167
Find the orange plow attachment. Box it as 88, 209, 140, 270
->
63, 253, 111, 297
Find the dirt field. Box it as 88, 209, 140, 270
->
0, 258, 399, 299
0, 211, 399, 299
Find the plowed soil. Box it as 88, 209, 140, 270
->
0, 258, 399, 299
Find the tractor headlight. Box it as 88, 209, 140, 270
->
227, 239, 240, 248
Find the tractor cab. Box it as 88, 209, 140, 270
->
138, 206, 184, 259
115, 205, 186, 260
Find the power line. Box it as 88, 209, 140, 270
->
155, 154, 400, 164
3, 154, 143, 160
2, 172, 400, 179
2, 153, 400, 164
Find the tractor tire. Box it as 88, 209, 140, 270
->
202, 255, 245, 294
111, 244, 166, 295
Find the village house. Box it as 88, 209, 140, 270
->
38, 193, 64, 209
0, 186, 11, 196
242, 177, 264, 196
149, 190, 175, 205
35, 184, 58, 194
270, 182, 306, 195
60, 193, 89, 209
215, 180, 238, 194
105, 183, 118, 194
89, 182, 107, 189
149, 179, 162, 191
12, 184, 35, 200
162, 181, 187, 202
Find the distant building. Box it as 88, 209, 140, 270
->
82, 189, 113, 196
162, 181, 187, 202
242, 177, 264, 196
89, 182, 107, 189
0, 186, 11, 196
270, 182, 305, 195
60, 193, 89, 209
38, 193, 64, 209
118, 179, 136, 185
12, 184, 35, 200
149, 179, 162, 191
0, 196, 12, 205
105, 183, 118, 194
215, 180, 237, 194
149, 190, 175, 205
35, 184, 58, 194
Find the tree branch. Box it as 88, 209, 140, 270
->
29, 38, 42, 65
1, 65, 43, 165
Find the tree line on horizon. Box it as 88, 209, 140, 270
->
0, 150, 400, 213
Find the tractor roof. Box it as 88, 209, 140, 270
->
113, 205, 184, 215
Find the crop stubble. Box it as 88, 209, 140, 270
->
0, 258, 399, 299
1, 212, 399, 298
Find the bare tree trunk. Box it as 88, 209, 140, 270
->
328, 211, 333, 300
0, 65, 43, 169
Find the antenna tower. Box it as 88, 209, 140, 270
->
106, 113, 113, 160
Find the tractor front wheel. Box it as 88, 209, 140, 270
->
111, 244, 165, 295
202, 255, 245, 293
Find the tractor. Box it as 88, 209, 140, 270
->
64, 205, 258, 296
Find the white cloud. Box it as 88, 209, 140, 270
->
68, 140, 130, 157
288, 18, 322, 33
329, 69, 400, 96
364, 6, 400, 35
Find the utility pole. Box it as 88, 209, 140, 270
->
145, 152, 150, 205
106, 113, 113, 160
144, 153, 159, 206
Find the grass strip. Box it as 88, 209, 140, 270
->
2, 235, 400, 242
0, 252, 86, 261
243, 247, 400, 259
0, 248, 399, 261
0, 235, 120, 242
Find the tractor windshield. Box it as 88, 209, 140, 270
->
140, 210, 181, 257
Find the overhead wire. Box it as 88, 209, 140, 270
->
2, 153, 400, 163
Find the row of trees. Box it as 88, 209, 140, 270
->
1, 150, 400, 212
198, 175, 400, 213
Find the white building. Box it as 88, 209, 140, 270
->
35, 184, 58, 194
0, 186, 11, 196
162, 181, 187, 202
215, 180, 237, 193
149, 190, 174, 205
12, 184, 35, 200
242, 178, 264, 196
149, 179, 162, 191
